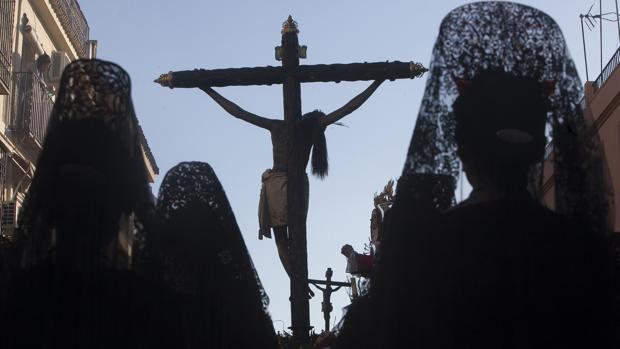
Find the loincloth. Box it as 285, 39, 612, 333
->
258, 170, 309, 239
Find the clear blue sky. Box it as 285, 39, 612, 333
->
80, 0, 620, 332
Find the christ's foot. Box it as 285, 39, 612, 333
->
288, 287, 315, 302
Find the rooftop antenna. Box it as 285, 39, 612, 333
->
601, 0, 604, 72
580, 1, 620, 81
580, 4, 595, 80
616, 0, 620, 41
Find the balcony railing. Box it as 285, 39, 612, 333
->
10, 72, 54, 145
594, 46, 620, 89
49, 0, 89, 58
0, 0, 16, 93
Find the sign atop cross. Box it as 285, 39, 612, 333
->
155, 16, 426, 346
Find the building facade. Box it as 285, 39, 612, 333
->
0, 0, 158, 239
542, 47, 620, 232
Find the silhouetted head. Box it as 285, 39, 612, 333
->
35, 53, 51, 72
40, 59, 149, 216
303, 110, 326, 119
17, 59, 152, 269
453, 70, 551, 192
156, 162, 236, 264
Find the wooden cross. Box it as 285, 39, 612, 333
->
308, 267, 351, 333
155, 16, 426, 345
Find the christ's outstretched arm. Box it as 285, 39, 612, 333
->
200, 86, 276, 130
320, 80, 384, 127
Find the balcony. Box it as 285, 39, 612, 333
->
49, 0, 89, 58
10, 72, 54, 146
0, 52, 9, 95
0, 0, 16, 94
594, 46, 620, 89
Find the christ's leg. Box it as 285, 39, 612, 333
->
273, 226, 292, 277
274, 226, 315, 299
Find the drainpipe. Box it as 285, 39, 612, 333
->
88, 40, 97, 59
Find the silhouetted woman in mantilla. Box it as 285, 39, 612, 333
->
366, 73, 612, 349
377, 70, 613, 348
397, 71, 611, 348
0, 59, 156, 348
342, 3, 614, 348
155, 162, 278, 348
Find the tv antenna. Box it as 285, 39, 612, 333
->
580, 0, 620, 81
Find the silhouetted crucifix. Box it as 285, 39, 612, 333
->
155, 16, 426, 345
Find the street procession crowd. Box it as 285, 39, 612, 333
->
1, 2, 620, 348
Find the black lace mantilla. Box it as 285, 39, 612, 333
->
0, 59, 157, 348
16, 59, 154, 268
403, 1, 608, 234
156, 162, 270, 311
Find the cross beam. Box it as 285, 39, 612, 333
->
155, 16, 426, 346
154, 61, 426, 88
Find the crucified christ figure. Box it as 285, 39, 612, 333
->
200, 79, 384, 278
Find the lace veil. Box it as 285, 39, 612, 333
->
17, 59, 154, 269
155, 162, 276, 347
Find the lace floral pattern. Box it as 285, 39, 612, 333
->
50, 59, 142, 162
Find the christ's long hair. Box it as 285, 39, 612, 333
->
303, 110, 328, 179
